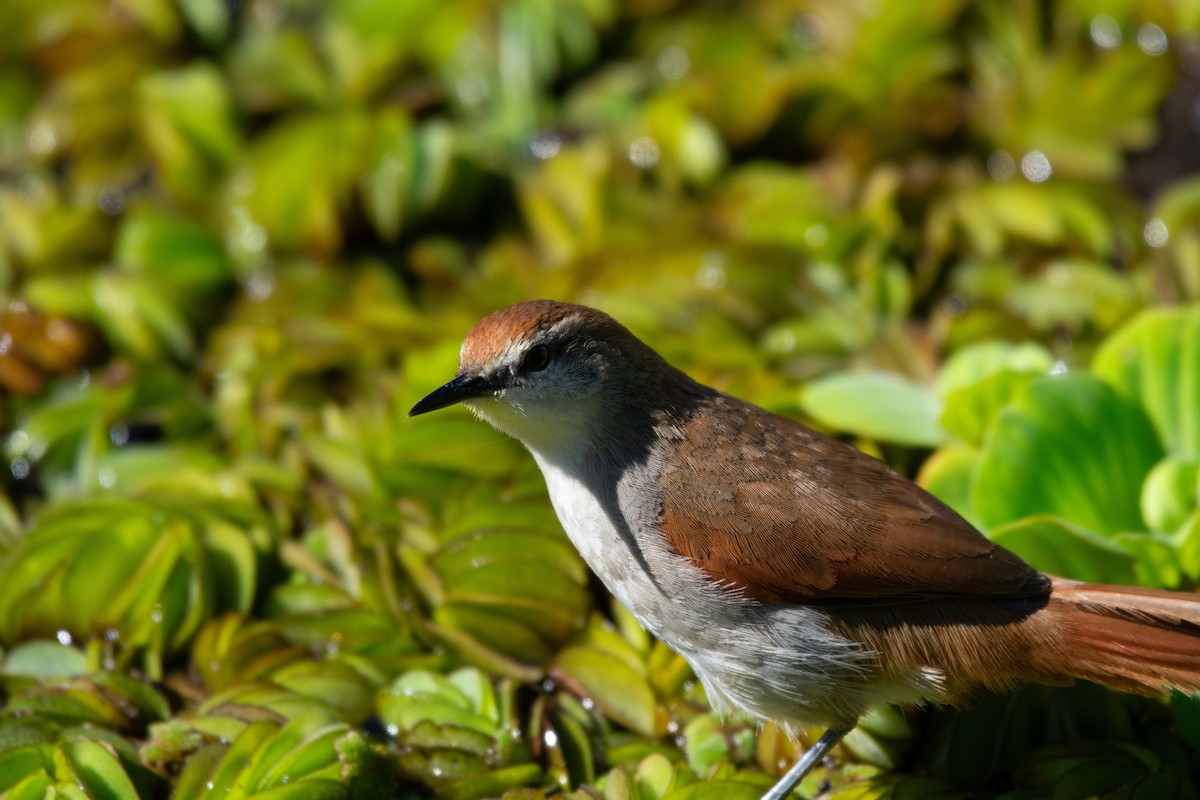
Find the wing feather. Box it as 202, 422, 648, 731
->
656, 394, 1043, 605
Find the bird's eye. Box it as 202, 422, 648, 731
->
522, 345, 550, 372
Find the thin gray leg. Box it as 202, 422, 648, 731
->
760, 726, 851, 800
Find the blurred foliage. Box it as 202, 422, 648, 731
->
2, 0, 1200, 797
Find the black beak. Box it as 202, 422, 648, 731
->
408, 373, 499, 417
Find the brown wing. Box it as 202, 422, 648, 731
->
656, 393, 1043, 605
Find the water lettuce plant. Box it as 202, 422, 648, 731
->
2, 0, 1200, 798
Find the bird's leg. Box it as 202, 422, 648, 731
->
760, 726, 851, 800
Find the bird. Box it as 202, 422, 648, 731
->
409, 299, 1200, 799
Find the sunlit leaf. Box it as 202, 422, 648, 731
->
1094, 307, 1200, 458
1140, 457, 1200, 535
552, 625, 657, 738
974, 375, 1162, 535
988, 516, 1136, 584
802, 371, 947, 447
138, 63, 240, 202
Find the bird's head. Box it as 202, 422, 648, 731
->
408, 300, 652, 455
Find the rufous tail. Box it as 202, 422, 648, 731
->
1049, 578, 1200, 696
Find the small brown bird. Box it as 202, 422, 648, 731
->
410, 300, 1200, 799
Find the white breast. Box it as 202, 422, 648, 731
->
530, 449, 889, 729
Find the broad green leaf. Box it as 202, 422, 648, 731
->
974, 375, 1162, 535
245, 717, 345, 792
269, 661, 375, 720
301, 436, 382, 501
432, 531, 585, 586
1140, 457, 1200, 535
0, 749, 51, 794
383, 670, 473, 711
202, 720, 279, 798
59, 740, 139, 800
249, 778, 348, 800
660, 782, 761, 800
445, 669, 498, 724
378, 702, 498, 738
197, 683, 339, 725
802, 371, 947, 447
433, 763, 543, 800
1, 642, 88, 679
0, 721, 57, 752
988, 517, 1136, 584
178, 0, 229, 42
393, 719, 494, 786
1113, 533, 1183, 590
204, 522, 259, 615
1173, 513, 1200, 582
552, 642, 657, 738
635, 753, 678, 798
114, 209, 230, 295
941, 370, 1039, 446
1, 771, 55, 800
433, 603, 556, 666
361, 109, 416, 242
935, 340, 1054, 399
138, 63, 240, 202
7, 688, 129, 729
231, 113, 373, 256
1094, 307, 1200, 458
442, 562, 588, 640
91, 672, 172, 722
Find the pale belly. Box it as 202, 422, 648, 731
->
533, 451, 892, 728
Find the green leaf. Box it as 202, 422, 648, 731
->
1094, 307, 1200, 458
231, 113, 373, 257
1173, 513, 1200, 582
1113, 533, 1183, 590
7, 688, 128, 729
138, 63, 240, 202
246, 717, 346, 792
974, 375, 1163, 535
432, 604, 556, 667
361, 109, 416, 242
1, 771, 55, 800
660, 782, 761, 800
441, 561, 588, 641
802, 371, 947, 447
301, 436, 382, 501
172, 742, 235, 791
178, 0, 230, 43
377, 669, 503, 739
249, 778, 349, 800
1, 642, 88, 679
1140, 457, 1200, 535
202, 721, 280, 798
270, 661, 375, 721
114, 209, 231, 295
59, 740, 140, 800
552, 641, 657, 738
682, 715, 730, 777
935, 340, 1055, 399
435, 763, 543, 800
941, 370, 1039, 446
0, 749, 51, 795
989, 517, 1136, 584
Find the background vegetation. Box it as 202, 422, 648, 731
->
2, 0, 1200, 797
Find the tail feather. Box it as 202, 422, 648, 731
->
1050, 579, 1200, 696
